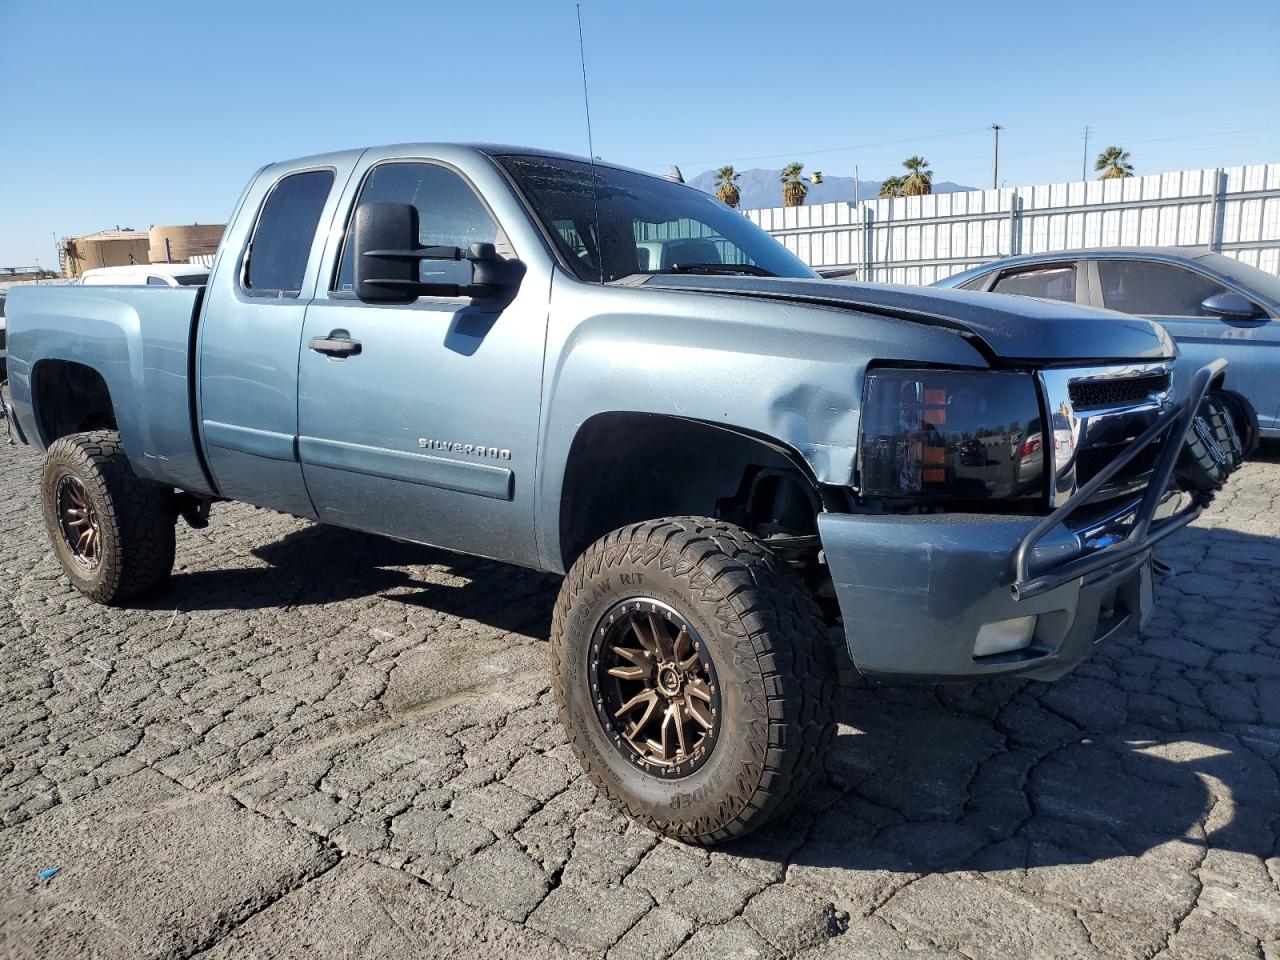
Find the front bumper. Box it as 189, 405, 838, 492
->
819, 507, 1158, 681
821, 359, 1225, 682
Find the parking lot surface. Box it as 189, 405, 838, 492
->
1, 438, 1278, 960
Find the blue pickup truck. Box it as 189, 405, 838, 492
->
0, 144, 1249, 843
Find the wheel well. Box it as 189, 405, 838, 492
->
33, 360, 117, 447
558, 413, 825, 569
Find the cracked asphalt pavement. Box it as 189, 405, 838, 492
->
1, 438, 1278, 960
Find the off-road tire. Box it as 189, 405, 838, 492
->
41, 431, 176, 605
1175, 392, 1240, 494
1213, 388, 1260, 462
550, 517, 835, 844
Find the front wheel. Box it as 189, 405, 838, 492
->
40, 431, 176, 605
550, 517, 834, 844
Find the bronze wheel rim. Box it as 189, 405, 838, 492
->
55, 475, 102, 569
590, 598, 721, 778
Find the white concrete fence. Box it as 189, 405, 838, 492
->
743, 163, 1280, 284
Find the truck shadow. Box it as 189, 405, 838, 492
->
144, 518, 1278, 875
143, 523, 562, 638
769, 678, 1278, 878
749, 521, 1280, 876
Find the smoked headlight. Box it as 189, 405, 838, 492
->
858, 367, 1045, 501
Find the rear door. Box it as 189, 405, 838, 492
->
295, 152, 550, 567
1091, 258, 1279, 432
197, 163, 355, 517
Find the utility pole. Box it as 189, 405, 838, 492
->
1082, 125, 1090, 181
853, 164, 860, 209
991, 124, 1002, 189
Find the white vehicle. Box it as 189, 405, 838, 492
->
79, 264, 209, 287
0, 291, 7, 380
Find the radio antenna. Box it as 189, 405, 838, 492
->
576, 3, 605, 284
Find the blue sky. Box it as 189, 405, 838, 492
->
2, 0, 1278, 266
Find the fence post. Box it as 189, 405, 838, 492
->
1008, 189, 1022, 257
1208, 167, 1225, 252
862, 204, 874, 281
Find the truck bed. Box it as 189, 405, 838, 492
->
5, 284, 213, 495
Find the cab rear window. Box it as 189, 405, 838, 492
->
244, 169, 335, 296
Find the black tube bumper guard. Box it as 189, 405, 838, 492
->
1011, 358, 1225, 602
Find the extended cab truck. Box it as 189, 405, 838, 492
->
1, 145, 1247, 844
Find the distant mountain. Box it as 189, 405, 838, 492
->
686, 167, 975, 210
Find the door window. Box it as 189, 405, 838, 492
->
146, 276, 169, 286
1097, 260, 1231, 316
334, 162, 504, 293
243, 169, 336, 296
991, 265, 1077, 302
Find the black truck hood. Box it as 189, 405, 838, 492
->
639, 275, 1175, 365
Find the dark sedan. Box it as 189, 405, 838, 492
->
935, 247, 1280, 438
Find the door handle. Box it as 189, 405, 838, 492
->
309, 331, 362, 359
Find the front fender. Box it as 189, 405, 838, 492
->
534, 276, 988, 571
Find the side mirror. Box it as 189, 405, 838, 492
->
353, 201, 523, 304
354, 202, 419, 304
1201, 291, 1261, 320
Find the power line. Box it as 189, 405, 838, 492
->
943, 130, 1280, 167
636, 127, 989, 170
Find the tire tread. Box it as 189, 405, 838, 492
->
42, 431, 175, 604
550, 516, 834, 844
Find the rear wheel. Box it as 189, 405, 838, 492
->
550, 517, 834, 844
41, 431, 176, 605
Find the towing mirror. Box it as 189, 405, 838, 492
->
353, 202, 523, 304
353, 202, 419, 304
1200, 291, 1261, 320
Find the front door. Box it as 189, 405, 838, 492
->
1092, 258, 1280, 433
296, 158, 548, 567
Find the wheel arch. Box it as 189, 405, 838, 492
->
554, 412, 840, 571
31, 359, 118, 449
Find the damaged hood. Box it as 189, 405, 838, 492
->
638, 275, 1175, 364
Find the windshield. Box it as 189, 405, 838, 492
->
1194, 253, 1280, 305
496, 154, 817, 283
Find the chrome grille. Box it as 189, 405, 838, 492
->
1038, 363, 1174, 507
1068, 372, 1170, 410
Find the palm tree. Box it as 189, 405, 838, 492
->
715, 166, 741, 207
1095, 146, 1134, 180
879, 175, 906, 199
901, 156, 933, 196
780, 162, 809, 207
